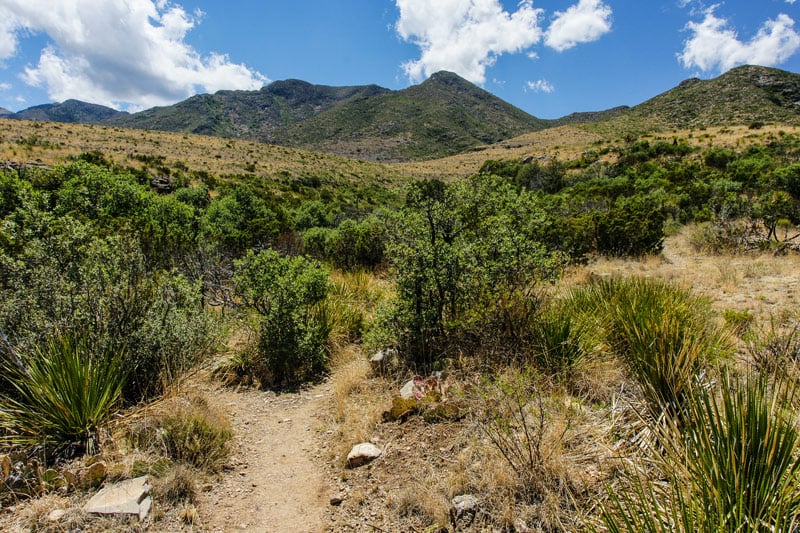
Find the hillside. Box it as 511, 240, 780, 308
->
598, 65, 800, 134
108, 71, 545, 162
8, 99, 125, 123
109, 80, 388, 140
272, 71, 548, 161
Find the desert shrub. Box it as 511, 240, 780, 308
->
0, 333, 126, 456
0, 229, 217, 404
474, 372, 581, 529
529, 305, 591, 380
158, 401, 232, 472
567, 277, 730, 422
598, 372, 800, 532
150, 465, 197, 506
385, 176, 566, 369
746, 318, 800, 374
130, 395, 232, 473
233, 249, 331, 385
594, 194, 667, 257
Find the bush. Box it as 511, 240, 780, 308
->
233, 249, 331, 385
568, 277, 730, 422
158, 399, 232, 472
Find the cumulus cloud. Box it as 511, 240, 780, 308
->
525, 79, 555, 93
395, 0, 545, 84
544, 0, 613, 52
678, 6, 800, 72
395, 0, 613, 85
0, 82, 10, 91
0, 0, 267, 110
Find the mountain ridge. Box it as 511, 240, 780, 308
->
4, 65, 800, 161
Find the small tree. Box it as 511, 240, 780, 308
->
233, 249, 330, 385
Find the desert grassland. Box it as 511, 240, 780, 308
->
327, 225, 800, 531
4, 116, 799, 184
0, 118, 407, 187
395, 123, 800, 180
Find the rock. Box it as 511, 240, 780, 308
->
84, 476, 151, 521
346, 443, 382, 468
329, 495, 345, 506
399, 379, 416, 400
370, 348, 398, 375
450, 494, 479, 525
47, 509, 66, 522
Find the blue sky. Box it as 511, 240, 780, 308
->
0, 0, 799, 119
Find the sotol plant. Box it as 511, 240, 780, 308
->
0, 333, 127, 455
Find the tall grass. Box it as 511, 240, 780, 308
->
598, 372, 800, 532
0, 334, 126, 455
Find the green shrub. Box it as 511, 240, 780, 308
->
0, 333, 126, 455
233, 249, 330, 385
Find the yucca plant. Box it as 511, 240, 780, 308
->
529, 306, 590, 379
598, 371, 800, 532
588, 277, 730, 422
0, 333, 127, 456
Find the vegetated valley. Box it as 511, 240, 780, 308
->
1, 65, 800, 531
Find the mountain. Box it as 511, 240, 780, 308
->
110, 72, 545, 162
615, 65, 800, 130
110, 80, 389, 140
272, 71, 548, 161
9, 99, 126, 123
0, 107, 11, 117
549, 106, 629, 127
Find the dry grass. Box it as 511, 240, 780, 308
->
572, 224, 800, 327
0, 118, 406, 186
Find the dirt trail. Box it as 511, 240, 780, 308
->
196, 384, 333, 532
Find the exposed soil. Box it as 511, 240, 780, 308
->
194, 383, 334, 533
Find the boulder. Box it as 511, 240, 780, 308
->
450, 494, 479, 526
346, 443, 382, 468
84, 476, 151, 521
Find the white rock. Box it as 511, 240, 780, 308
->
346, 443, 382, 468
84, 476, 151, 520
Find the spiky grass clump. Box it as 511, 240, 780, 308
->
599, 372, 800, 532
566, 277, 731, 422
0, 334, 126, 455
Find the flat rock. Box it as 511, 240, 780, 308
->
399, 380, 416, 400
84, 476, 151, 520
346, 443, 382, 468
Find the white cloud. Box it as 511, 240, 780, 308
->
678, 6, 800, 72
0, 0, 267, 110
525, 79, 555, 93
0, 82, 10, 90
544, 0, 613, 52
395, 0, 545, 84
395, 0, 614, 85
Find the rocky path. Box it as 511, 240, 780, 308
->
195, 384, 333, 532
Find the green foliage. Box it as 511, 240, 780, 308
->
568, 277, 730, 422
0, 333, 126, 455
233, 249, 331, 385
599, 372, 800, 532
594, 194, 667, 257
386, 176, 566, 368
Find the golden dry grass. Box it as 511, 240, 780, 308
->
0, 118, 407, 186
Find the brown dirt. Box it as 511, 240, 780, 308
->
194, 383, 334, 533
